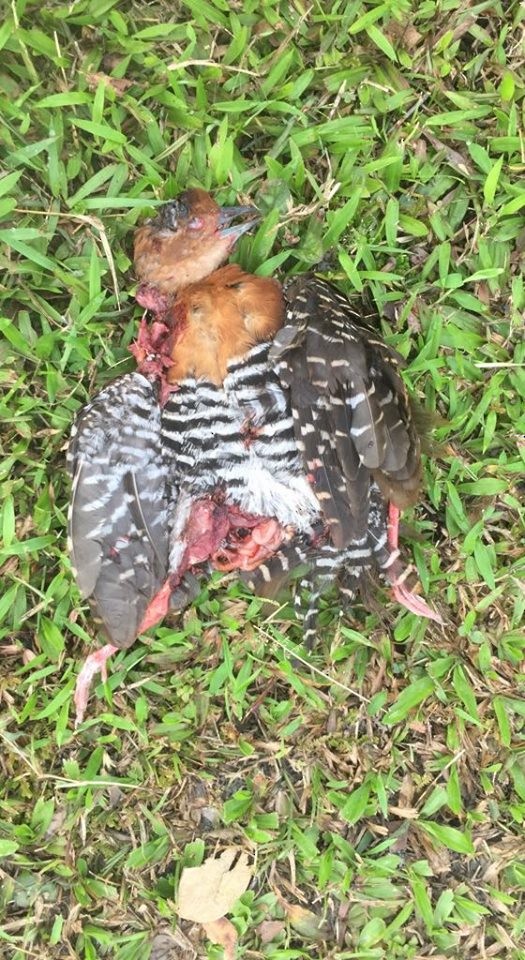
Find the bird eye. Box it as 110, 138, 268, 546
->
188, 217, 203, 231
154, 198, 188, 232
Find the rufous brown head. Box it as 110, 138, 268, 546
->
134, 188, 259, 295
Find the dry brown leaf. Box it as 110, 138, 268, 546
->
398, 773, 415, 809
177, 848, 252, 923
475, 281, 491, 306
203, 918, 238, 960
257, 919, 286, 944
388, 805, 419, 819
149, 931, 178, 960
86, 72, 133, 95
280, 901, 332, 941
386, 21, 422, 50
403, 26, 422, 49
413, 139, 427, 162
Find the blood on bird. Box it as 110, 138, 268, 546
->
210, 515, 284, 571
214, 553, 229, 566
240, 418, 261, 447
135, 283, 170, 315
167, 498, 287, 576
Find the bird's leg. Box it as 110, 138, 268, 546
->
387, 502, 400, 552
391, 576, 444, 623
387, 502, 444, 624
138, 580, 173, 634
75, 579, 182, 726
74, 643, 118, 727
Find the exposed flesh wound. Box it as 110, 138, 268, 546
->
129, 310, 183, 404
181, 500, 286, 573
211, 508, 284, 571
135, 282, 171, 315
138, 580, 173, 634
183, 499, 231, 566
138, 498, 288, 634
129, 313, 173, 374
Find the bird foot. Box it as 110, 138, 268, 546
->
387, 503, 443, 623
390, 577, 444, 624
74, 644, 118, 727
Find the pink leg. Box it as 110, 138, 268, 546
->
387, 502, 444, 624
74, 578, 172, 727
391, 578, 444, 623
138, 580, 172, 634
388, 502, 400, 551
74, 643, 118, 726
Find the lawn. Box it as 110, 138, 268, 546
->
0, 1, 524, 958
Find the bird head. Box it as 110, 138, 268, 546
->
134, 188, 259, 298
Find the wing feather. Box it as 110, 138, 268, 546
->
67, 372, 169, 648
271, 276, 422, 548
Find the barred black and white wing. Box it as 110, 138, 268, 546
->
271, 276, 421, 551
67, 372, 169, 648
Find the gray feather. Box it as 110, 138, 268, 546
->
67, 372, 169, 648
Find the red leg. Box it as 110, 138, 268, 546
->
74, 644, 118, 726
74, 580, 174, 726
138, 580, 172, 634
387, 501, 444, 624
388, 502, 400, 551
391, 578, 444, 623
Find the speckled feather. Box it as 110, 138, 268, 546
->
67, 373, 169, 648
270, 276, 422, 547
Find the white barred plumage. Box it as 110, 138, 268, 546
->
67, 189, 442, 722
68, 276, 438, 656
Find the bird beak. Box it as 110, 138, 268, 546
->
217, 204, 260, 242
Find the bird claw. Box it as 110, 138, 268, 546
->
391, 580, 444, 624
74, 644, 118, 727
387, 504, 443, 623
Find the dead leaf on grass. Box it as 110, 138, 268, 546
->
257, 919, 286, 944
422, 130, 473, 177
388, 805, 419, 819
177, 848, 253, 923
386, 21, 422, 50
278, 897, 332, 941
86, 72, 133, 95
203, 917, 238, 960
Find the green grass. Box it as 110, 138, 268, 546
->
1, 1, 524, 957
